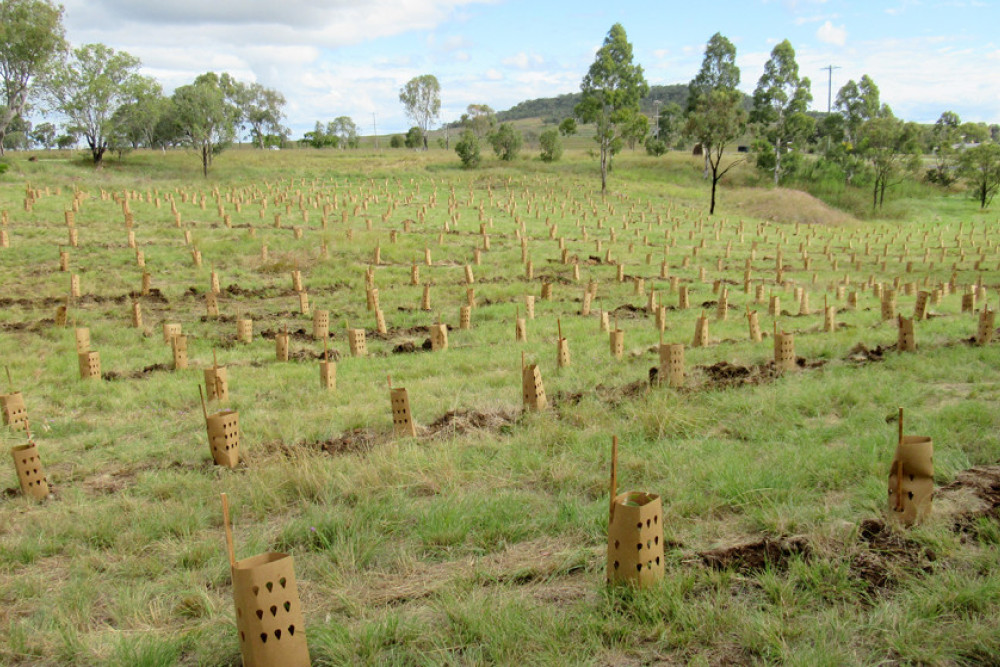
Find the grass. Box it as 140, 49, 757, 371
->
1, 146, 1000, 664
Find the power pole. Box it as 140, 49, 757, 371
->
822, 65, 841, 113
372, 112, 379, 152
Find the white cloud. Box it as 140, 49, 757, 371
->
816, 20, 847, 46
501, 52, 544, 69
485, 69, 503, 81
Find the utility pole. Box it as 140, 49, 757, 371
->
822, 65, 841, 113
372, 112, 379, 153
653, 99, 662, 138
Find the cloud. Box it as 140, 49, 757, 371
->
816, 20, 847, 46
501, 52, 544, 69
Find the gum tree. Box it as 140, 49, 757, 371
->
0, 0, 65, 155
575, 23, 648, 193
399, 74, 440, 150
751, 39, 813, 185
687, 32, 740, 177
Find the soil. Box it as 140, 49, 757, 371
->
101, 363, 170, 381
698, 535, 810, 573
850, 518, 935, 594
424, 408, 518, 438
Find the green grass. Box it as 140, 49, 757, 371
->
1, 147, 1000, 664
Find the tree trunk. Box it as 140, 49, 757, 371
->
710, 168, 718, 215
202, 145, 209, 178
600, 139, 608, 194
703, 150, 710, 179
773, 141, 781, 186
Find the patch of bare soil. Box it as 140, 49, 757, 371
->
612, 304, 647, 319
101, 363, 170, 381
850, 518, 935, 594
595, 380, 649, 406
82, 467, 139, 495
424, 408, 518, 438
691, 358, 826, 390
319, 428, 386, 456
845, 342, 892, 363
936, 465, 1000, 537
260, 327, 312, 341
698, 536, 810, 573
392, 339, 432, 354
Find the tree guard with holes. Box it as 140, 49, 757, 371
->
691, 315, 709, 348
888, 435, 933, 527
522, 364, 547, 412
231, 553, 309, 666
977, 308, 995, 346
172, 335, 189, 370
524, 295, 535, 319
348, 329, 367, 357
1, 391, 28, 430
606, 438, 664, 588
11, 442, 49, 500
78, 351, 101, 380
897, 315, 916, 352
237, 319, 253, 344
162, 323, 181, 344
459, 306, 471, 330
312, 310, 329, 341
430, 324, 448, 351
773, 330, 795, 371
206, 408, 240, 468
658, 343, 684, 388
204, 367, 229, 403
390, 387, 416, 437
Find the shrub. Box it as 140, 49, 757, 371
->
454, 129, 481, 169
539, 128, 562, 162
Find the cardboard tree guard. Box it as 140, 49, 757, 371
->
12, 441, 49, 500
888, 411, 933, 526
222, 495, 310, 666
390, 387, 417, 437
606, 437, 664, 588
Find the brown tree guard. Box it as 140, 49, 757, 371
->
221, 494, 310, 666
887, 408, 934, 526
12, 437, 49, 500
202, 385, 239, 468
606, 435, 664, 588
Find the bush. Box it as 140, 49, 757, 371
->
389, 134, 404, 148
644, 137, 667, 157
0, 162, 8, 176
454, 130, 481, 169
489, 123, 522, 161
405, 126, 424, 149
539, 128, 562, 162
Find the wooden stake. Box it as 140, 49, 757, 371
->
557, 318, 563, 341
220, 493, 236, 569
199, 385, 209, 421
609, 435, 619, 519
896, 407, 904, 512
386, 374, 392, 389
5, 366, 11, 391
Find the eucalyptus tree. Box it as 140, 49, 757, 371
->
751, 39, 813, 184
0, 0, 65, 155
399, 74, 440, 150
575, 23, 649, 193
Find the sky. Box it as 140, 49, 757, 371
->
59, 0, 1000, 139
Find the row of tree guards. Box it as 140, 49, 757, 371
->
198, 409, 934, 667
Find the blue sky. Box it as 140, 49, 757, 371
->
61, 0, 1000, 138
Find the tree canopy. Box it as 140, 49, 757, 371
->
751, 39, 813, 184
399, 74, 440, 150
171, 72, 241, 177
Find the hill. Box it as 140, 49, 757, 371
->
495, 84, 692, 124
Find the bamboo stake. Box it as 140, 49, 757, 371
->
220, 493, 236, 568
609, 435, 619, 520
896, 407, 904, 512
199, 385, 209, 421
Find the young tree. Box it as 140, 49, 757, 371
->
957, 142, 1000, 208
857, 111, 921, 209
539, 128, 562, 162
171, 72, 241, 177
751, 39, 813, 185
575, 23, 649, 193
404, 126, 424, 149
454, 128, 480, 168
460, 104, 495, 138
489, 122, 523, 161
686, 89, 747, 214
558, 117, 577, 137
29, 120, 54, 148
830, 75, 882, 186
0, 0, 65, 155
328, 116, 358, 149
688, 33, 740, 177
399, 74, 440, 150
926, 111, 961, 186
46, 43, 151, 166
236, 82, 286, 149
110, 77, 165, 148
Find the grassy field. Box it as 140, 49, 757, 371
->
2, 146, 1000, 665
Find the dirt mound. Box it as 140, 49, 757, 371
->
393, 339, 432, 354
102, 363, 170, 381
612, 304, 647, 319
850, 518, 935, 594
845, 342, 891, 363
425, 408, 517, 437
699, 536, 810, 573
936, 465, 1000, 536
727, 187, 858, 226
319, 428, 384, 456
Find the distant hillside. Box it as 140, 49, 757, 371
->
495, 84, 691, 124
